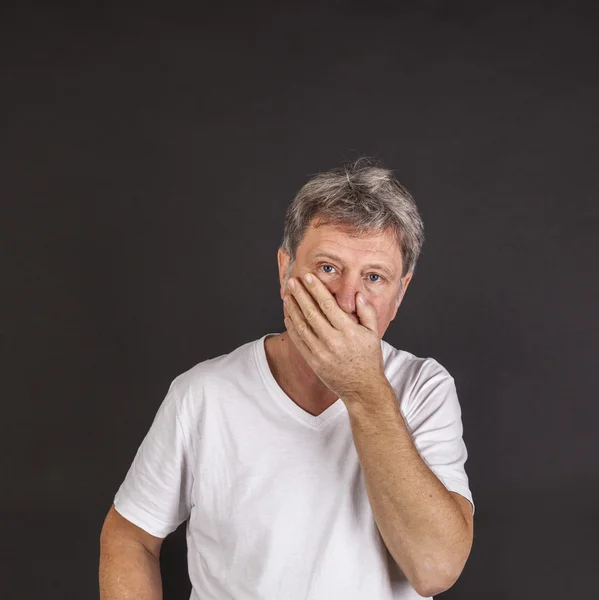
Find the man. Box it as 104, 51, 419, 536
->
100, 159, 474, 599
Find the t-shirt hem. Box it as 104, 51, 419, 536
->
113, 488, 175, 539
435, 476, 475, 515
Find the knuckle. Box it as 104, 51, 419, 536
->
321, 298, 335, 311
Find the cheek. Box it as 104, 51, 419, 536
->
371, 298, 393, 318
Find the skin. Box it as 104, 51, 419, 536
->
265, 218, 413, 416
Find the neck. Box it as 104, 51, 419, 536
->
267, 332, 339, 411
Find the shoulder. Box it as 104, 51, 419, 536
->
166, 336, 260, 415
381, 339, 454, 395
380, 338, 462, 426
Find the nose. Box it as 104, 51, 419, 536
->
331, 278, 363, 320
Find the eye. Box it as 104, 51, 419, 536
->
319, 264, 385, 283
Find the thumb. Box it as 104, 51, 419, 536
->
356, 292, 378, 334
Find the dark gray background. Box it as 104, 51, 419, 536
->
2, 1, 598, 598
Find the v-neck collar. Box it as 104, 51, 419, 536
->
254, 332, 347, 430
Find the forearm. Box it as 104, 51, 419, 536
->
345, 380, 471, 597
99, 538, 163, 600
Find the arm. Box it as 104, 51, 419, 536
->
345, 381, 474, 598
99, 504, 165, 600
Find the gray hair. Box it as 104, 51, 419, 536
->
280, 158, 425, 304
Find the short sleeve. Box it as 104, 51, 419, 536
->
404, 360, 475, 515
113, 379, 194, 538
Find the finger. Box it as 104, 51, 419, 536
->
299, 273, 351, 331
284, 293, 319, 350
286, 278, 332, 340
284, 309, 313, 359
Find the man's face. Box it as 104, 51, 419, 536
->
277, 218, 413, 339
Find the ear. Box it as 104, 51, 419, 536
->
277, 248, 292, 300
391, 272, 414, 320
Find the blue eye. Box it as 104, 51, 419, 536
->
319, 265, 384, 283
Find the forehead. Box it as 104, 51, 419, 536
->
300, 222, 402, 274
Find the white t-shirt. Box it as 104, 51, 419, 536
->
114, 332, 474, 600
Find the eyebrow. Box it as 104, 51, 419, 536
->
309, 252, 397, 276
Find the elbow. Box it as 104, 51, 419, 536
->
411, 559, 466, 598
413, 572, 459, 598
413, 534, 473, 596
